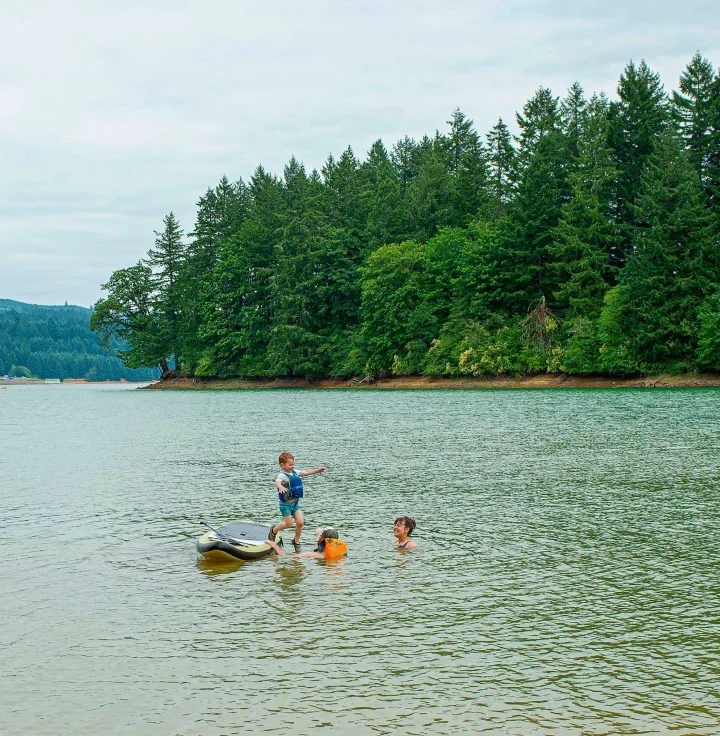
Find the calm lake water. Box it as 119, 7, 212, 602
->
1, 384, 719, 735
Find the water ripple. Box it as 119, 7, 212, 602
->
1, 385, 719, 734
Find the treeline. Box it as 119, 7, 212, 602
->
93, 55, 720, 378
0, 300, 158, 381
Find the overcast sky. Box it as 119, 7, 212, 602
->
1, 0, 719, 306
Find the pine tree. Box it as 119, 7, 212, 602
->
672, 53, 717, 177
447, 108, 477, 174
407, 134, 454, 239
445, 110, 492, 225
560, 82, 588, 164
322, 146, 364, 235
264, 157, 331, 377
493, 89, 567, 314
708, 69, 720, 219
199, 167, 283, 377
515, 87, 561, 167
605, 125, 717, 368
180, 176, 249, 371
486, 118, 516, 219
551, 94, 619, 317
361, 140, 408, 248
391, 135, 419, 194
144, 212, 185, 369
608, 60, 670, 267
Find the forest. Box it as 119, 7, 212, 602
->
0, 300, 157, 381
91, 55, 720, 379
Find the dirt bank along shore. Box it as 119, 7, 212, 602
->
143, 374, 720, 390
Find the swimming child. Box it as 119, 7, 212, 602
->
393, 516, 417, 549
269, 452, 327, 552
266, 527, 347, 559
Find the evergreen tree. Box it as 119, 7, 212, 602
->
515, 87, 561, 167
492, 126, 571, 315
361, 140, 408, 248
264, 157, 330, 377
447, 110, 492, 225
322, 146, 364, 235
181, 176, 248, 371
447, 108, 477, 174
560, 82, 588, 163
486, 118, 516, 219
707, 69, 720, 219
144, 212, 186, 368
602, 125, 717, 369
551, 94, 619, 317
391, 135, 419, 194
199, 168, 283, 376
672, 53, 717, 177
92, 56, 720, 381
608, 60, 670, 267
407, 134, 454, 238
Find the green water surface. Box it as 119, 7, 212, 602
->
1, 385, 719, 735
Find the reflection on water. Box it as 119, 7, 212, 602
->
1, 385, 720, 735
273, 558, 307, 590
195, 557, 244, 576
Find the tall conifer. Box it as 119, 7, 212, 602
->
486, 118, 516, 219
672, 53, 717, 177
551, 94, 619, 317
606, 125, 716, 368
144, 212, 186, 368
608, 60, 669, 267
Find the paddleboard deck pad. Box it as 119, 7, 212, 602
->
196, 521, 280, 561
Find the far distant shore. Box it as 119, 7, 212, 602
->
0, 378, 156, 385
142, 374, 720, 391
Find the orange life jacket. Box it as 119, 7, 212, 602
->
323, 538, 347, 559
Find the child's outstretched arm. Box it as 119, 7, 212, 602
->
299, 466, 328, 476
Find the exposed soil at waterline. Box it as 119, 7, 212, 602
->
142, 373, 720, 390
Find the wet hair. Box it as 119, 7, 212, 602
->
314, 527, 339, 552
278, 452, 294, 465
394, 516, 416, 536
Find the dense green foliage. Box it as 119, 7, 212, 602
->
0, 300, 157, 381
94, 55, 720, 378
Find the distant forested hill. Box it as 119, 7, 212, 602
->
0, 300, 158, 380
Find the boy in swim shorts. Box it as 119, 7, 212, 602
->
268, 452, 327, 552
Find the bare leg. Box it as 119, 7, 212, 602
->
272, 515, 293, 535
293, 510, 304, 544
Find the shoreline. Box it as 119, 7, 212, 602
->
0, 379, 153, 385
142, 373, 720, 390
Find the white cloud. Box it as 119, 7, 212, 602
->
1, 0, 718, 304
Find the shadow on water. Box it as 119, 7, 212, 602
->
195, 556, 245, 576
273, 558, 307, 589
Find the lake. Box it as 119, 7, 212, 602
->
1, 384, 719, 735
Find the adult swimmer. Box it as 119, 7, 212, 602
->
393, 516, 417, 549
266, 527, 347, 559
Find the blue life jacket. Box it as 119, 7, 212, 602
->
279, 471, 304, 501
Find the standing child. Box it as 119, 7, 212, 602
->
269, 452, 327, 552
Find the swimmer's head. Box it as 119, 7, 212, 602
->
394, 516, 416, 536
315, 527, 339, 542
